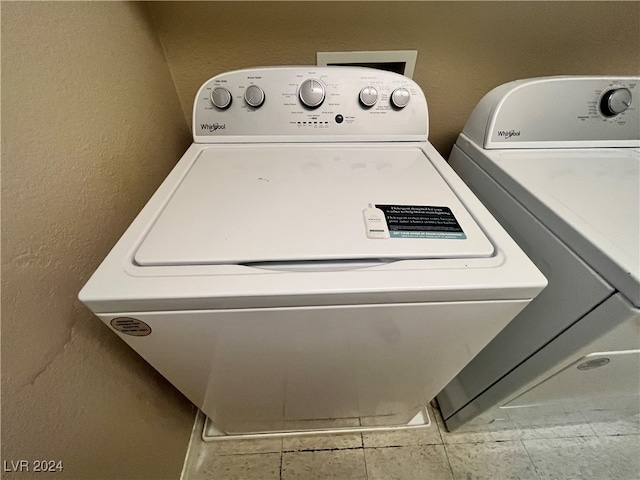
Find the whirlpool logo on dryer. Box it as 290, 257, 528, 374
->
497, 129, 521, 139
201, 123, 226, 132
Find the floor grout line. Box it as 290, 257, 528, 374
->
520, 438, 544, 480
361, 433, 369, 480
440, 442, 458, 480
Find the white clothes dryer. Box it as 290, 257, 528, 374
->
439, 76, 639, 432
79, 67, 546, 438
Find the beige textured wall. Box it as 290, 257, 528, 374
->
149, 1, 640, 156
1, 2, 194, 479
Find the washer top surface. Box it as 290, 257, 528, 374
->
481, 146, 639, 307
134, 144, 495, 266
81, 67, 547, 313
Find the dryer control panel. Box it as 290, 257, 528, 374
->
461, 76, 640, 149
193, 67, 428, 143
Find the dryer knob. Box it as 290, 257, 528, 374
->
299, 78, 326, 108
390, 87, 411, 108
210, 87, 232, 109
600, 88, 632, 117
244, 85, 265, 108
359, 86, 379, 107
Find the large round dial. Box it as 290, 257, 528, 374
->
359, 86, 379, 107
244, 85, 265, 108
390, 87, 411, 108
600, 88, 632, 117
210, 87, 232, 109
299, 79, 326, 108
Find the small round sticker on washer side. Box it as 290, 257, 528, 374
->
110, 317, 152, 336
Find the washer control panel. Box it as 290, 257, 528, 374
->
193, 67, 428, 143
465, 76, 640, 149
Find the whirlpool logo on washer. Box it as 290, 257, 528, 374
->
201, 123, 226, 132
497, 129, 521, 139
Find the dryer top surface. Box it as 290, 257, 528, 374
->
480, 147, 639, 306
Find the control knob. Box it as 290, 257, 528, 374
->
390, 87, 411, 108
299, 79, 326, 109
600, 88, 632, 117
359, 86, 379, 107
210, 87, 232, 110
244, 85, 265, 108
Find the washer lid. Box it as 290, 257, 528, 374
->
134, 145, 495, 266
485, 148, 639, 307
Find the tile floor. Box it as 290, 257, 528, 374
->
181, 402, 640, 480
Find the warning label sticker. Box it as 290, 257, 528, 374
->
375, 204, 467, 239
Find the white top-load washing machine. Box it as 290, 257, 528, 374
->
79, 67, 546, 438
439, 76, 639, 432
